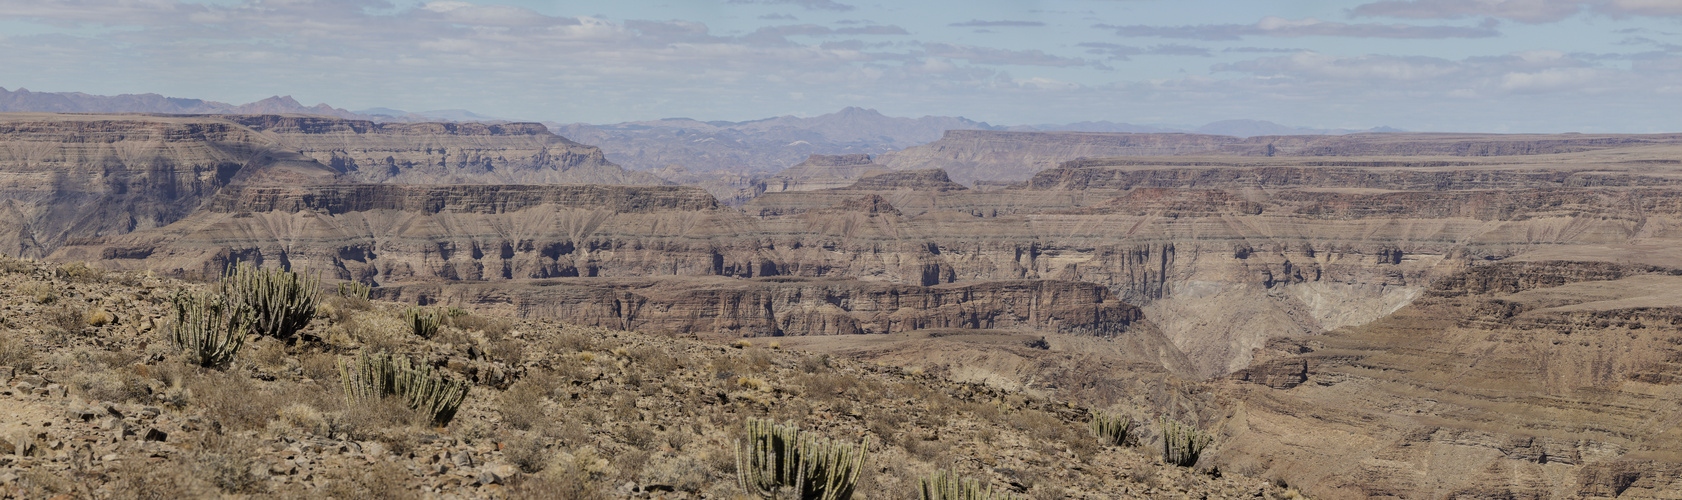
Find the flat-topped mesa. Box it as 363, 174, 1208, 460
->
225, 114, 662, 186
1223, 132, 1682, 157
1024, 162, 1682, 191
878, 130, 1244, 183
830, 194, 902, 216
758, 154, 891, 194
205, 183, 721, 215
839, 169, 968, 191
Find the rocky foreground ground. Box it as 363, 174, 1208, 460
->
0, 256, 1296, 499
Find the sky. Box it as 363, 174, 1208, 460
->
0, 0, 1680, 132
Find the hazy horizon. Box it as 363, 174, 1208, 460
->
1, 0, 1679, 133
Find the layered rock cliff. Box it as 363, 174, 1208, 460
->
877, 130, 1241, 183
0, 112, 659, 258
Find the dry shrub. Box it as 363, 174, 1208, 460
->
323, 461, 411, 500
0, 329, 35, 370
800, 353, 831, 373
332, 396, 422, 443
745, 346, 773, 371
274, 403, 330, 436
349, 312, 406, 353
190, 434, 265, 495
108, 456, 199, 499
54, 262, 104, 283
506, 432, 553, 474
188, 370, 284, 430
249, 337, 288, 371
300, 352, 338, 381
548, 327, 596, 353
612, 449, 652, 482
68, 367, 148, 403
448, 313, 511, 337
639, 453, 708, 492
44, 303, 88, 335
488, 338, 526, 365
506, 466, 607, 500
0, 257, 32, 274
499, 376, 553, 431
622, 423, 657, 449
20, 282, 55, 304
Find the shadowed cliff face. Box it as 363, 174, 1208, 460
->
0, 112, 659, 258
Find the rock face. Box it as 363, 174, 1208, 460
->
1220, 261, 1682, 497
0, 112, 658, 258
378, 276, 1149, 340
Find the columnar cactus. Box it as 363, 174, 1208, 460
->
405, 307, 443, 339
1160, 417, 1213, 467
918, 469, 1022, 500
339, 350, 471, 426
165, 291, 251, 369
736, 418, 868, 500
222, 263, 320, 340
1090, 409, 1136, 447
337, 281, 372, 300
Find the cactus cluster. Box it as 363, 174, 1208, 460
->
736, 418, 868, 500
405, 307, 443, 339
918, 469, 1022, 500
1160, 417, 1213, 467
165, 291, 251, 368
223, 263, 320, 340
1090, 409, 1136, 447
339, 350, 471, 426
337, 281, 372, 300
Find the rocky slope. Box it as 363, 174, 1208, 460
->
1218, 261, 1682, 497
0, 256, 1294, 499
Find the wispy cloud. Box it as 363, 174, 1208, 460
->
1351, 0, 1682, 24
1097, 16, 1500, 40
949, 20, 1045, 27
923, 43, 1089, 66
727, 0, 855, 12
1078, 42, 1211, 60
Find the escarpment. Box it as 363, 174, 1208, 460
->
227, 114, 663, 185
0, 112, 658, 258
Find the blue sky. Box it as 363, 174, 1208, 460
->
1, 0, 1680, 132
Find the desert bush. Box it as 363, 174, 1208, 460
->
0, 329, 35, 370
1091, 409, 1136, 447
19, 282, 54, 304
499, 377, 552, 431
918, 469, 1023, 500
641, 453, 709, 493
165, 291, 251, 369
44, 303, 88, 335
339, 349, 471, 426
222, 263, 319, 340
736, 418, 869, 500
54, 261, 103, 283
1160, 417, 1213, 467
506, 433, 552, 474
746, 347, 774, 371
405, 306, 443, 339
68, 368, 148, 403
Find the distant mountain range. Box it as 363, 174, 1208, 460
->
0, 86, 1400, 174
0, 87, 495, 123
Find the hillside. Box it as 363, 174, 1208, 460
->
0, 257, 1290, 498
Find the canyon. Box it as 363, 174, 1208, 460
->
10, 111, 1682, 497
